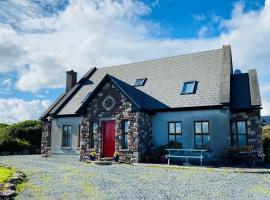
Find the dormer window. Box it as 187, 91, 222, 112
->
133, 78, 146, 87
181, 81, 197, 95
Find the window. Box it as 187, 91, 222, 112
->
231, 121, 247, 146
168, 122, 182, 147
133, 78, 147, 87
122, 121, 128, 149
181, 81, 197, 94
90, 122, 98, 148
194, 121, 210, 149
62, 125, 71, 147
77, 125, 81, 148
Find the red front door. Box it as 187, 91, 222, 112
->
103, 121, 115, 157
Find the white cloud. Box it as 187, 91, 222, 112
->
192, 14, 206, 21
197, 26, 208, 38
2, 78, 12, 90
0, 98, 50, 124
0, 0, 270, 114
211, 14, 221, 23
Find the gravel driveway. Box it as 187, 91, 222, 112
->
0, 155, 270, 200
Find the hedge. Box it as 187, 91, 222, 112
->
0, 120, 42, 155
263, 125, 270, 162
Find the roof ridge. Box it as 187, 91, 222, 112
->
96, 48, 224, 70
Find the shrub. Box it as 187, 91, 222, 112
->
263, 126, 270, 162
0, 120, 41, 154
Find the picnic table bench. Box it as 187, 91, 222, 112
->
165, 149, 209, 166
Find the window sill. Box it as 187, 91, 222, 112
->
60, 147, 72, 150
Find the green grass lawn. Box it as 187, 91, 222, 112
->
0, 166, 15, 183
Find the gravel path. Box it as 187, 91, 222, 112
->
0, 155, 270, 200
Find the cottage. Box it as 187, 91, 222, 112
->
41, 46, 263, 163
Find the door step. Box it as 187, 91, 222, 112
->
93, 160, 112, 165
100, 157, 114, 161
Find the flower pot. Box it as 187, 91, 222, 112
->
90, 155, 96, 161
114, 157, 119, 162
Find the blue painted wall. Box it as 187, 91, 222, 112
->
51, 117, 81, 155
151, 108, 231, 159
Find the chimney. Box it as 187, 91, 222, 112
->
66, 70, 77, 92
223, 45, 231, 49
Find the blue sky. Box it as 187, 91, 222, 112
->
0, 0, 269, 123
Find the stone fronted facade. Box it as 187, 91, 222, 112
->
231, 109, 263, 153
41, 121, 51, 156
80, 81, 152, 163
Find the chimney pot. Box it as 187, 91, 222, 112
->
66, 70, 77, 92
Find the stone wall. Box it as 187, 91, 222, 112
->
80, 81, 152, 163
41, 121, 51, 156
231, 109, 263, 153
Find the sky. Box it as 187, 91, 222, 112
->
0, 0, 270, 124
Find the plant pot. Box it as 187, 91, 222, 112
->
114, 157, 119, 162
90, 156, 96, 161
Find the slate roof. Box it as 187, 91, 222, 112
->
42, 46, 238, 118
76, 75, 169, 114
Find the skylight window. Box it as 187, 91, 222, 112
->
133, 78, 147, 87
181, 81, 197, 95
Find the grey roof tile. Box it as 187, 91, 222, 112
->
56, 48, 232, 115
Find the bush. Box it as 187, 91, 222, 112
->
0, 120, 42, 155
263, 126, 270, 162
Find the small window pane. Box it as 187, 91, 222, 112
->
93, 122, 98, 134
124, 121, 128, 133
169, 123, 175, 134
238, 135, 247, 146
182, 82, 196, 94
202, 122, 209, 133
169, 135, 175, 142
183, 82, 195, 94
134, 78, 146, 86
90, 122, 97, 148
195, 122, 202, 133
122, 121, 129, 149
195, 135, 202, 148
175, 123, 181, 134
232, 135, 237, 146
232, 123, 237, 135
176, 135, 182, 144
124, 134, 128, 147
203, 135, 210, 148
62, 125, 71, 147
237, 121, 246, 134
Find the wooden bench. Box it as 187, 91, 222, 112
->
224, 146, 262, 167
165, 149, 208, 166
224, 145, 255, 154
